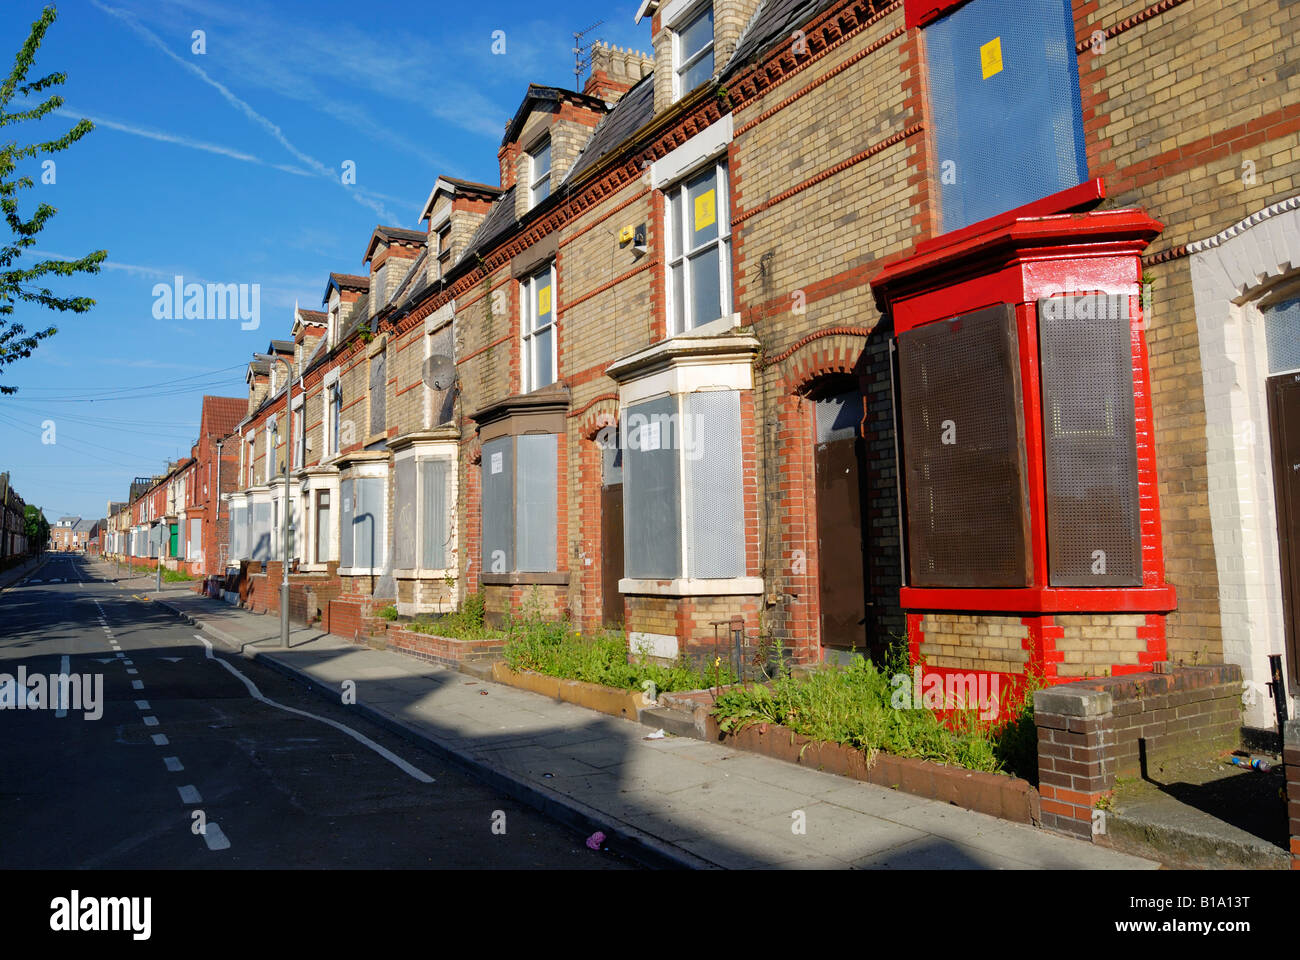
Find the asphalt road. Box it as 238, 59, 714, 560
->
0, 553, 630, 868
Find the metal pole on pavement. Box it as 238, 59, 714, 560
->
281, 364, 290, 649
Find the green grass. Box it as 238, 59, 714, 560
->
161, 568, 193, 582
377, 604, 399, 621
710, 652, 1038, 778
408, 592, 497, 641
502, 624, 734, 693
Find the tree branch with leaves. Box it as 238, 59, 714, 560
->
0, 4, 106, 395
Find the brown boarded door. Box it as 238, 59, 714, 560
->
814, 386, 872, 655
1267, 371, 1300, 683
601, 435, 625, 628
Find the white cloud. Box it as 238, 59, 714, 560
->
90, 0, 403, 223
57, 107, 314, 176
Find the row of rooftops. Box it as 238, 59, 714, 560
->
226, 1, 843, 429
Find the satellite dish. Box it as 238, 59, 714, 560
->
422, 354, 457, 391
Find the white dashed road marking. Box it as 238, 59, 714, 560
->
163, 757, 184, 772
135, 700, 151, 710
202, 823, 231, 851
132, 680, 144, 691
177, 785, 202, 804
151, 734, 169, 746
142, 716, 159, 727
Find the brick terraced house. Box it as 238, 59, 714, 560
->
105, 395, 244, 576
154, 0, 1298, 736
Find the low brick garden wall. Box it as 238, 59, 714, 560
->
388, 627, 503, 668
704, 716, 1041, 825
1034, 664, 1242, 839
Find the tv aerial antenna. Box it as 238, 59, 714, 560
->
573, 20, 605, 89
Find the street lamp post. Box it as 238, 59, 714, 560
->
256, 353, 293, 648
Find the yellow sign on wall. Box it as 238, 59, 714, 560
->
537, 285, 551, 317
980, 36, 1003, 79
694, 189, 716, 232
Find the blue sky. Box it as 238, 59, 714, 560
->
1, 0, 650, 521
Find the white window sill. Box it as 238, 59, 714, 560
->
338, 567, 386, 578
619, 576, 763, 597
393, 568, 457, 579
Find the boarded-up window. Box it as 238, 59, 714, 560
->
624, 396, 681, 579
481, 437, 513, 575
339, 479, 354, 569
229, 506, 246, 561
480, 435, 556, 576
251, 501, 272, 561
517, 434, 557, 572
1038, 294, 1141, 586
189, 518, 202, 559
684, 391, 744, 578
370, 351, 386, 438
395, 458, 417, 569
925, 0, 1087, 231
421, 459, 451, 570
348, 476, 385, 570
897, 305, 1032, 588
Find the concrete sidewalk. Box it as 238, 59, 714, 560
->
0, 553, 48, 592
95, 560, 1158, 870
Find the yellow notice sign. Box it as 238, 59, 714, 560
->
980, 36, 1003, 79
537, 285, 551, 317
694, 189, 716, 232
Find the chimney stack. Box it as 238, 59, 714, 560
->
583, 42, 653, 103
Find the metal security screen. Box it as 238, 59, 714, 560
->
395, 458, 417, 569
189, 518, 201, 559
481, 436, 513, 574
1038, 294, 1142, 586
339, 479, 354, 568
624, 396, 681, 579
897, 304, 1032, 587
421, 459, 450, 569
516, 434, 557, 572
251, 501, 272, 561
370, 351, 386, 438
352, 476, 385, 570
685, 390, 744, 578
229, 505, 246, 561
925, 0, 1088, 231
1264, 295, 1300, 375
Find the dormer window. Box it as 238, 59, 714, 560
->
528, 138, 551, 208
672, 3, 714, 101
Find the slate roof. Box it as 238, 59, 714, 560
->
297, 309, 327, 325
390, 249, 431, 313
440, 176, 502, 195
723, 0, 841, 76
566, 74, 655, 184
337, 292, 372, 342
456, 186, 518, 267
